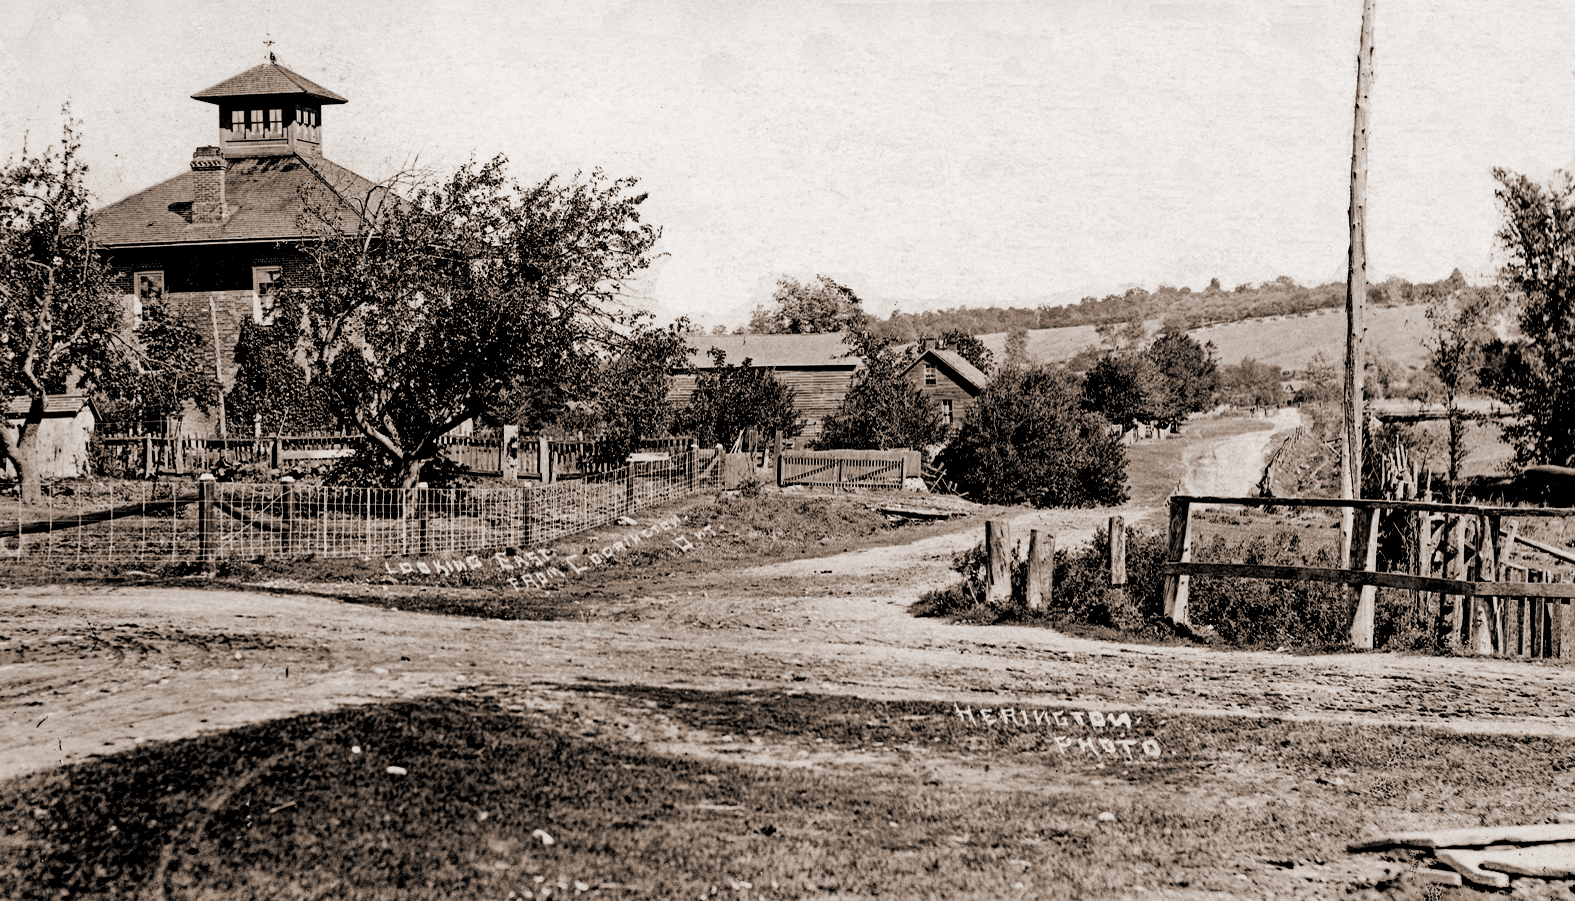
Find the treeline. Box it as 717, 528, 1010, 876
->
867, 270, 1473, 340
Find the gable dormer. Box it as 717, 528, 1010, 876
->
190, 55, 347, 158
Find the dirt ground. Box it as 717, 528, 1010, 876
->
10, 407, 1575, 897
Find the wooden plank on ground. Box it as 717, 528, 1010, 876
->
1348, 823, 1575, 851
1434, 849, 1511, 888
1480, 841, 1575, 878
1412, 868, 1463, 887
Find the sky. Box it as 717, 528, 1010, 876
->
4, 0, 1574, 332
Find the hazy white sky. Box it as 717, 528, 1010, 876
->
4, 0, 1573, 331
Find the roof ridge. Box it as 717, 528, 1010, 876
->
292, 153, 376, 232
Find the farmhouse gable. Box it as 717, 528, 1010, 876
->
903, 347, 989, 427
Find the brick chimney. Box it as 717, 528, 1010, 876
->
190, 146, 229, 224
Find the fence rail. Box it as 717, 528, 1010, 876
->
95, 431, 700, 483
1163, 493, 1575, 657
3, 450, 722, 565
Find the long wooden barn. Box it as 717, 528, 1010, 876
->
666, 332, 858, 445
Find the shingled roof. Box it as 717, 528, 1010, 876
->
5, 395, 94, 418
190, 59, 347, 104
906, 347, 991, 393
683, 332, 857, 369
94, 154, 387, 248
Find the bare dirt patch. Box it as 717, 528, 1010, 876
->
10, 413, 1573, 898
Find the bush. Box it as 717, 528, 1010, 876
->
916, 524, 1436, 651
937, 365, 1127, 508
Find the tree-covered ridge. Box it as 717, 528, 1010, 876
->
863, 270, 1474, 341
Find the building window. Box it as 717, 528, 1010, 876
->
229, 109, 244, 137
131, 270, 163, 331
253, 266, 283, 324
942, 400, 954, 424
923, 363, 937, 386
267, 108, 283, 136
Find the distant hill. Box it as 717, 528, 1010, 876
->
973, 304, 1432, 375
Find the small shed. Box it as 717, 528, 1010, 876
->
3, 395, 97, 479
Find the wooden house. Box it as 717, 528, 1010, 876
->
902, 346, 990, 429
667, 333, 858, 443
92, 55, 384, 429
3, 396, 97, 480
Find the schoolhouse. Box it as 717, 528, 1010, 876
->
93, 55, 381, 398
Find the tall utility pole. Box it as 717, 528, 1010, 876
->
1342, 0, 1375, 567
1344, 0, 1377, 649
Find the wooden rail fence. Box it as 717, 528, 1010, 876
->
1163, 494, 1575, 656
96, 430, 699, 483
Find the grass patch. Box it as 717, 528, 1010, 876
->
9, 688, 1575, 898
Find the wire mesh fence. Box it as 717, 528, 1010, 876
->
2, 450, 722, 565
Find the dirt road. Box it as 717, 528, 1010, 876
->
15, 408, 1574, 793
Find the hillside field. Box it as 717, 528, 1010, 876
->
977, 303, 1431, 373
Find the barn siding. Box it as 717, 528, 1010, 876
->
666, 366, 857, 443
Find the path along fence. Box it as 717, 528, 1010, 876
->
1163, 494, 1575, 657
1, 449, 723, 565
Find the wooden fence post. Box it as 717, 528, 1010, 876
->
1109, 515, 1127, 587
271, 436, 283, 471
1562, 572, 1575, 661
1471, 514, 1498, 654
1027, 529, 1053, 610
1162, 497, 1192, 625
280, 475, 296, 557
501, 425, 519, 482
418, 481, 430, 557
1349, 507, 1380, 649
198, 473, 216, 569
143, 435, 154, 479
986, 520, 1011, 607
1448, 515, 1467, 648
774, 430, 785, 487
539, 436, 553, 485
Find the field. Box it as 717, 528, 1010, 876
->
6, 415, 1575, 899
976, 304, 1432, 372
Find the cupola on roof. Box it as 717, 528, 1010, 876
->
191, 56, 347, 105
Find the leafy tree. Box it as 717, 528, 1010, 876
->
812, 332, 946, 450
1144, 330, 1219, 425
1294, 351, 1341, 405
749, 274, 871, 334
285, 156, 660, 487
585, 317, 695, 463
1081, 352, 1166, 428
938, 365, 1127, 507
1004, 327, 1030, 368
1492, 167, 1575, 467
1422, 285, 1502, 486
1219, 358, 1285, 408
0, 113, 121, 502
226, 301, 338, 437
672, 349, 802, 447
939, 328, 994, 374
96, 286, 216, 437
